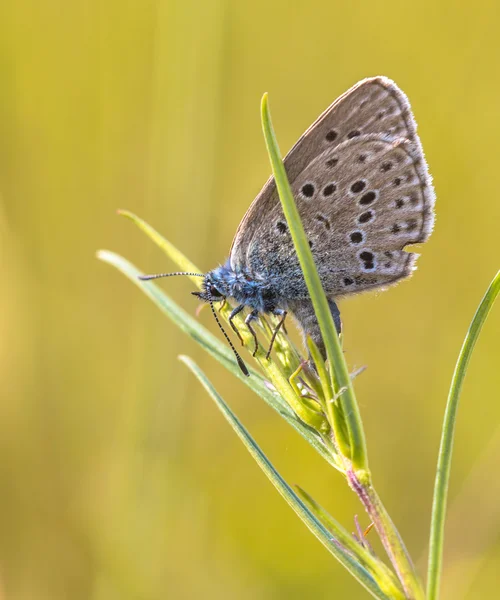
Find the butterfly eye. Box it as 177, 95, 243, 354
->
209, 285, 223, 299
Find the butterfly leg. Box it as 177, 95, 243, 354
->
228, 304, 246, 345
266, 309, 287, 360
218, 298, 227, 313
245, 309, 260, 357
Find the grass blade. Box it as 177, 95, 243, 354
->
96, 249, 337, 468
118, 209, 201, 281
260, 93, 368, 470
427, 270, 500, 600
180, 355, 395, 600
116, 211, 331, 434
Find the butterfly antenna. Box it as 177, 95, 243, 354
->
138, 271, 204, 281
208, 296, 249, 377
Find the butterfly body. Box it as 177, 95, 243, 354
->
200, 262, 278, 314
142, 76, 435, 373
198, 258, 342, 359
198, 78, 434, 362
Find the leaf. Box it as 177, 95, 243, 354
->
118, 210, 201, 283
180, 355, 396, 600
116, 211, 331, 435
260, 93, 368, 470
97, 249, 339, 469
427, 270, 500, 600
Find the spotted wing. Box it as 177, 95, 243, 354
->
229, 76, 435, 298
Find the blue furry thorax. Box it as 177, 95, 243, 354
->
201, 261, 277, 313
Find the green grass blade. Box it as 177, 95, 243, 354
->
307, 337, 350, 456
180, 355, 394, 600
96, 249, 337, 468
118, 209, 201, 281
427, 270, 500, 600
117, 210, 330, 434
260, 93, 368, 471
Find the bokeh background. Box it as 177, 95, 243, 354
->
1, 1, 499, 598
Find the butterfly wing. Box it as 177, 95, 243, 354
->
229, 76, 435, 298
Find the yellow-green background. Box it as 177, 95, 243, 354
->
1, 1, 499, 599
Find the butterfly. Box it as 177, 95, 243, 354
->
140, 77, 435, 376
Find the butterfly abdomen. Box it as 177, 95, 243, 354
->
289, 297, 342, 359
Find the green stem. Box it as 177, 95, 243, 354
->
427, 270, 500, 600
260, 93, 368, 471
260, 94, 425, 597
348, 469, 425, 600
296, 485, 406, 599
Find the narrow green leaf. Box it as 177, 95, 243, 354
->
97, 250, 337, 468
307, 336, 351, 458
260, 93, 368, 471
180, 355, 394, 600
118, 210, 201, 283
427, 270, 500, 600
117, 211, 330, 433
306, 336, 334, 404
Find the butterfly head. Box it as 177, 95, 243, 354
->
138, 264, 249, 376
191, 269, 228, 303
193, 263, 274, 314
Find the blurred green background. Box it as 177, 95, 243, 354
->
1, 1, 499, 598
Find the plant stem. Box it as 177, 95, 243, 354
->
347, 469, 425, 600
260, 93, 426, 597
427, 270, 500, 600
